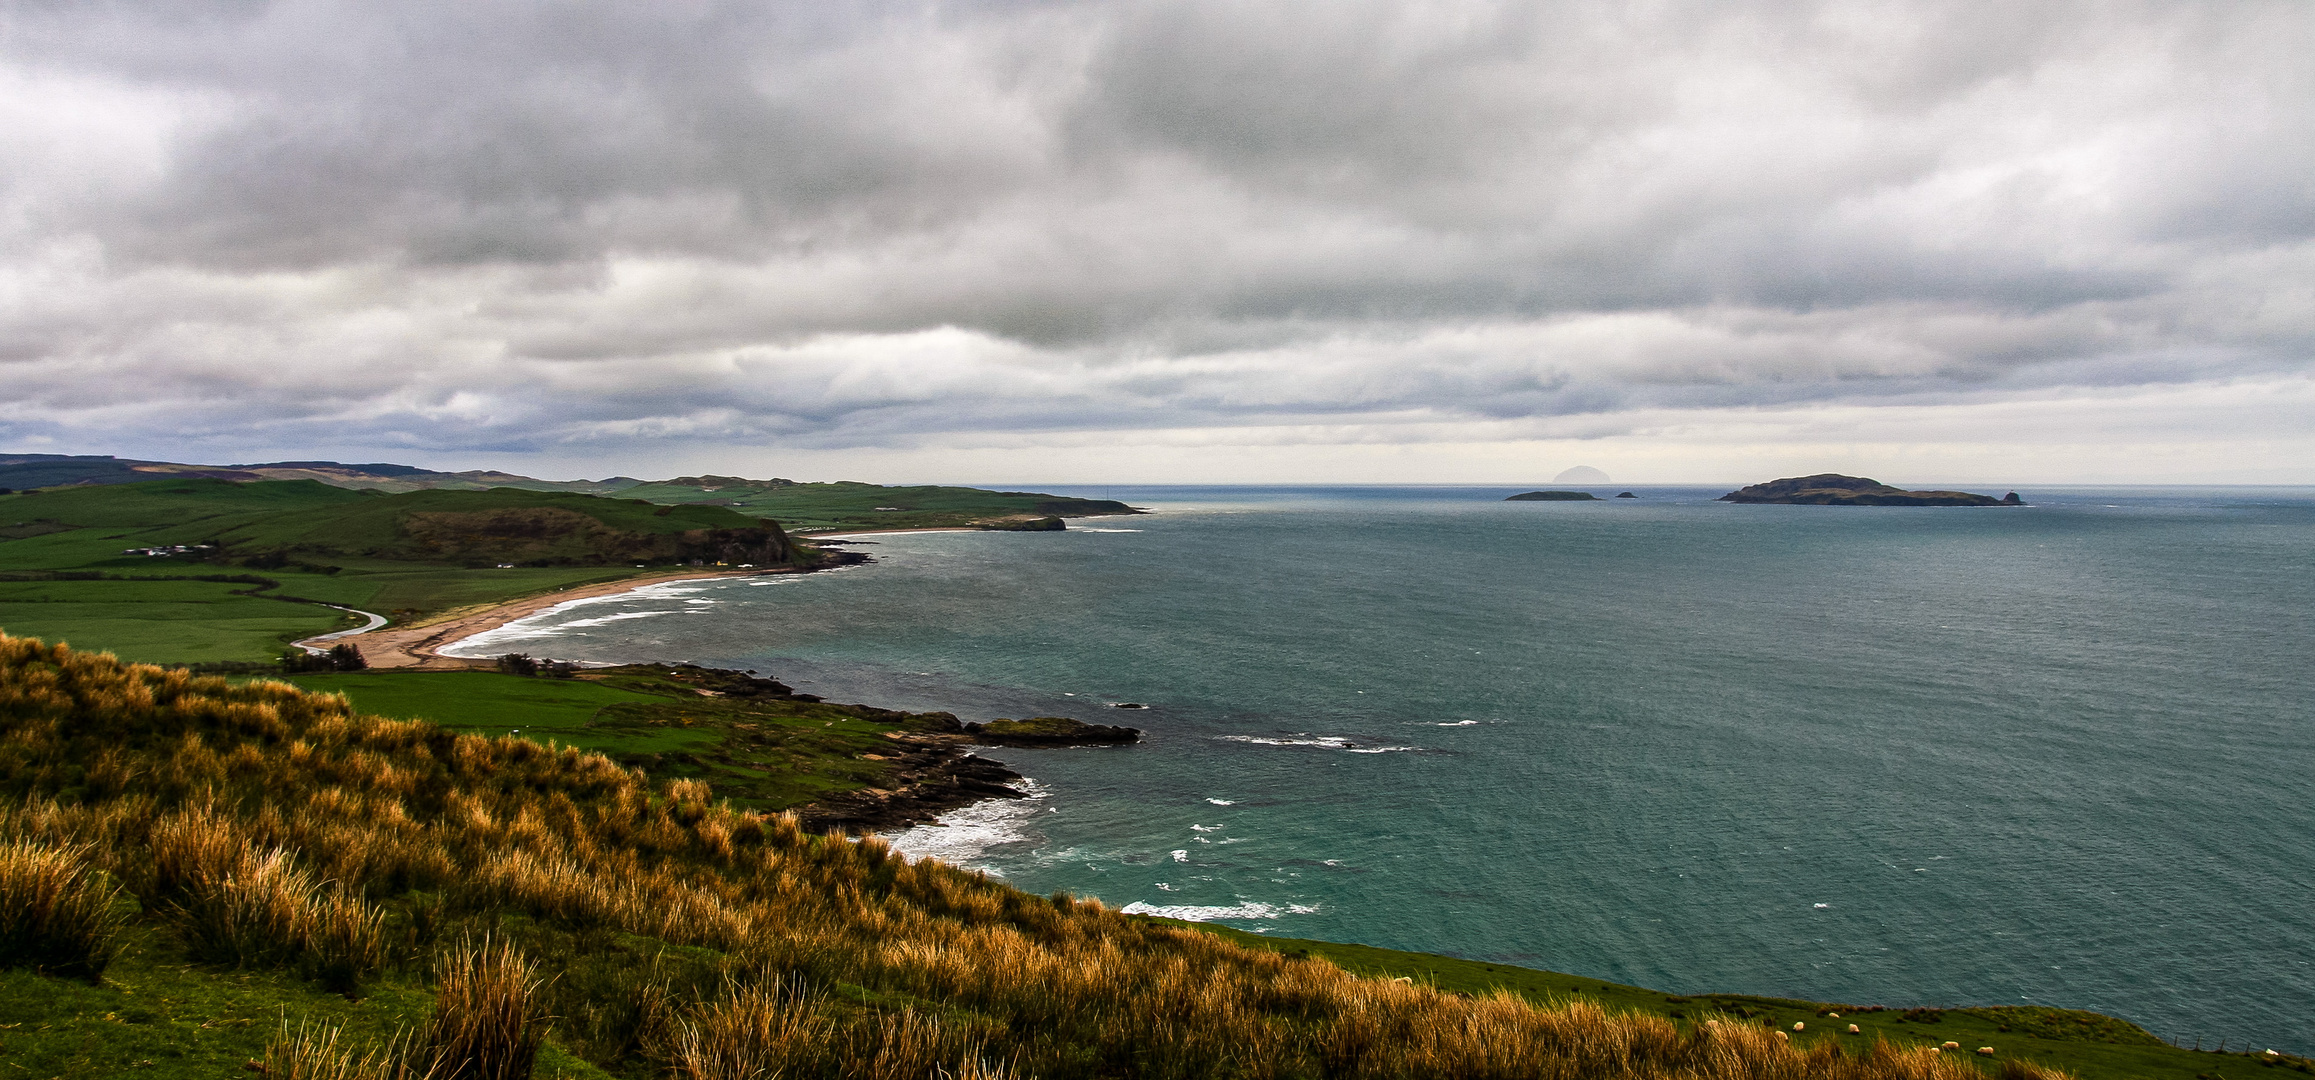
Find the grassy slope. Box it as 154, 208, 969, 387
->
2, 642, 2306, 1080
146, 669, 2311, 1080
609, 480, 1135, 531
1177, 926, 2289, 1080
215, 486, 772, 555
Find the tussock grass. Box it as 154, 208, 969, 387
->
417, 936, 547, 1080
0, 837, 125, 980
1, 633, 2078, 1080
261, 1023, 437, 1080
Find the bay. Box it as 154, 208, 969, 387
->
446, 484, 2315, 1052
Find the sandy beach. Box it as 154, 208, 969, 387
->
317, 567, 801, 669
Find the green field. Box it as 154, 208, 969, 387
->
283, 667, 960, 810
0, 480, 813, 664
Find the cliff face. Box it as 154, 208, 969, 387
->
1719, 474, 2017, 506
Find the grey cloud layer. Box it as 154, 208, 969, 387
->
2, 0, 2309, 457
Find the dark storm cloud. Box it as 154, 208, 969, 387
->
1, 0, 2310, 465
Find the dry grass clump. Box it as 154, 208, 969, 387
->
662, 978, 1015, 1080
1, 634, 2078, 1080
148, 805, 389, 992
414, 936, 547, 1080
0, 837, 125, 980
260, 936, 545, 1080
260, 1023, 438, 1080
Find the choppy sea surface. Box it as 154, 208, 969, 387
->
446, 485, 2315, 1052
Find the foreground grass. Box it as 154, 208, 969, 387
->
1178, 927, 2299, 1080
0, 633, 2149, 1080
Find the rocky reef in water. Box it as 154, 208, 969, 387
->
965, 715, 1142, 746
1506, 490, 1599, 501
1719, 474, 2023, 506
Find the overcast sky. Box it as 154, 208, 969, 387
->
3, 0, 2310, 484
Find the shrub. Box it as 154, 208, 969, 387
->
0, 839, 125, 980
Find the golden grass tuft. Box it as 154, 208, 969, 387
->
0, 837, 125, 980
416, 935, 547, 1080
261, 1022, 438, 1080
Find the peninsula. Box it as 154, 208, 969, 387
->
1719, 474, 2023, 506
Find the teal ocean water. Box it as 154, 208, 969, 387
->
448, 486, 2315, 1052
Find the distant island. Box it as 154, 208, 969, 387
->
1719, 474, 2023, 506
1506, 490, 1599, 501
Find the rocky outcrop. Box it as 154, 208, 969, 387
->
797, 747, 1033, 834
1718, 475, 2017, 506
1506, 490, 1599, 501
964, 716, 1142, 746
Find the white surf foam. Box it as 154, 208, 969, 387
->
882, 779, 1052, 874
1216, 734, 1421, 753
443, 578, 745, 656
1118, 900, 1285, 922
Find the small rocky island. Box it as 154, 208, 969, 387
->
1719, 474, 2023, 506
1506, 490, 1599, 501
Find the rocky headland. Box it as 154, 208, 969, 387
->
798, 708, 1140, 834
1719, 474, 2023, 506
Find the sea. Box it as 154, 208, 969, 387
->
444, 485, 2315, 1053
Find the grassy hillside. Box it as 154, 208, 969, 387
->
600, 478, 1137, 531
5, 636, 2302, 1080
0, 455, 1143, 531
0, 481, 821, 664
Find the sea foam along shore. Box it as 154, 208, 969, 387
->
337, 558, 1125, 841
313, 567, 803, 670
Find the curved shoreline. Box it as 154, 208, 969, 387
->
328, 567, 804, 669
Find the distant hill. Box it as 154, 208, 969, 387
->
0, 454, 1138, 530
6, 478, 806, 569
1719, 474, 2022, 506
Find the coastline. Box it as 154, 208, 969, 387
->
304, 554, 1119, 838
314, 566, 802, 669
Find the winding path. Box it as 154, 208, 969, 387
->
292, 605, 389, 655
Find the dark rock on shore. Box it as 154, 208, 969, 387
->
798, 746, 1032, 834
1506, 490, 1599, 501
789, 708, 1138, 834
1718, 474, 2016, 507
965, 716, 1142, 747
